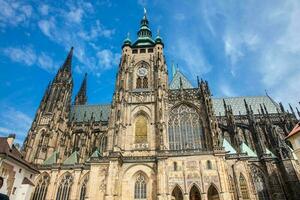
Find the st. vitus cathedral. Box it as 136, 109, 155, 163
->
23, 11, 300, 200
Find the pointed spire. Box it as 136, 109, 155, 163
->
61, 47, 74, 72
138, 8, 152, 38
74, 73, 87, 105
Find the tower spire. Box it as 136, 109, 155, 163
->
75, 73, 87, 105
61, 47, 74, 72
55, 47, 74, 81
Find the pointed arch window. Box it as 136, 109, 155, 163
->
135, 115, 148, 143
207, 185, 220, 200
168, 104, 203, 150
239, 174, 250, 200
134, 174, 147, 199
250, 166, 269, 200
79, 177, 88, 200
56, 174, 73, 200
32, 174, 50, 200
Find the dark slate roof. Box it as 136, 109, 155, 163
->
212, 96, 281, 116
70, 104, 111, 122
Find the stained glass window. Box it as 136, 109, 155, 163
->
168, 104, 203, 150
79, 177, 88, 200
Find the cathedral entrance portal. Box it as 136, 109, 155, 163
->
189, 185, 201, 200
171, 185, 184, 200
207, 185, 220, 200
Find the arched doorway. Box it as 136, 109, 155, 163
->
190, 185, 201, 200
207, 185, 220, 200
171, 185, 183, 200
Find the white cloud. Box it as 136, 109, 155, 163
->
2, 46, 57, 72
78, 20, 115, 40
37, 6, 116, 74
172, 37, 212, 76
97, 49, 120, 70
0, 0, 32, 28
39, 4, 50, 16
38, 18, 56, 38
66, 8, 84, 23
3, 47, 36, 66
0, 106, 32, 144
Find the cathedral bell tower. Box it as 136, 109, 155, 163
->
23, 47, 74, 164
108, 10, 168, 153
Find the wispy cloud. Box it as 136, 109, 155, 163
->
0, 0, 32, 28
0, 106, 32, 144
36, 2, 117, 74
97, 49, 120, 70
2, 46, 57, 72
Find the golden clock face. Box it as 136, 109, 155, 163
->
137, 67, 148, 76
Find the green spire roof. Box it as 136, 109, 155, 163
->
91, 149, 101, 158
222, 138, 237, 154
132, 9, 155, 47
169, 69, 193, 89
63, 151, 79, 165
43, 151, 59, 165
122, 33, 132, 48
240, 142, 257, 157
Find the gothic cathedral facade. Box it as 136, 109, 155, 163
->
23, 11, 300, 200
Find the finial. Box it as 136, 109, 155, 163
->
127, 32, 130, 38
144, 8, 147, 15
157, 28, 160, 36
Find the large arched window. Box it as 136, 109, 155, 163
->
32, 174, 50, 200
79, 176, 88, 200
135, 115, 148, 143
56, 174, 73, 200
168, 104, 203, 150
189, 185, 201, 200
239, 174, 250, 200
172, 185, 183, 200
250, 166, 269, 200
134, 174, 147, 199
207, 185, 220, 200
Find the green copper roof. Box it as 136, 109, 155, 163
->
222, 138, 237, 154
240, 142, 257, 157
213, 96, 280, 116
169, 70, 193, 89
43, 151, 58, 165
63, 151, 79, 165
89, 149, 101, 160
70, 104, 110, 122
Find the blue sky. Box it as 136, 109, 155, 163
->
0, 0, 299, 144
